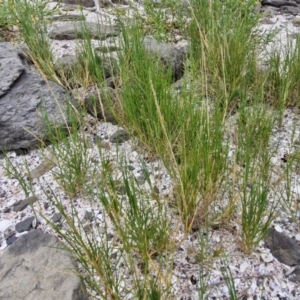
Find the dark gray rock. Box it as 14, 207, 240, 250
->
13, 195, 38, 212
265, 229, 300, 283
15, 216, 35, 233
98, 0, 128, 6
143, 36, 186, 81
2, 207, 10, 213
109, 129, 130, 143
0, 42, 77, 151
55, 0, 95, 7
111, 0, 128, 3
56, 54, 118, 79
0, 43, 25, 97
83, 210, 93, 221
48, 22, 120, 40
6, 234, 17, 246
0, 229, 88, 300
262, 0, 297, 7
50, 14, 86, 22
265, 229, 300, 266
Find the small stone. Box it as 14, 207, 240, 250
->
190, 275, 197, 285
152, 185, 159, 196
52, 212, 62, 223
136, 175, 146, 185
44, 202, 50, 209
4, 227, 15, 239
15, 216, 35, 233
6, 234, 18, 246
13, 195, 38, 212
2, 207, 10, 213
83, 210, 93, 221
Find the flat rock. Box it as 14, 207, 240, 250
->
262, 0, 297, 7
15, 216, 35, 233
50, 14, 86, 22
48, 22, 120, 40
13, 195, 38, 212
55, 0, 95, 7
0, 229, 88, 300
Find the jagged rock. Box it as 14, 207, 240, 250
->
143, 36, 186, 81
0, 229, 88, 300
48, 22, 120, 40
0, 42, 77, 151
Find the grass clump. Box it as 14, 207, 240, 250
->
4, 0, 300, 298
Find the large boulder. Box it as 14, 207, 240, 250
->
0, 42, 77, 151
0, 229, 88, 300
